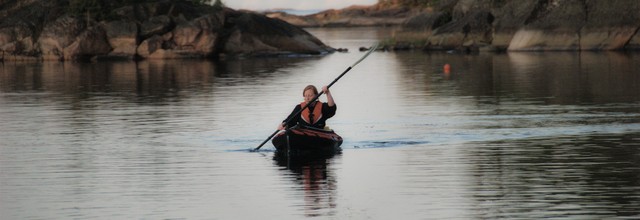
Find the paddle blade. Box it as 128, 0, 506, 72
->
351, 43, 379, 68
253, 129, 279, 151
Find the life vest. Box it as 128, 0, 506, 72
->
300, 101, 323, 125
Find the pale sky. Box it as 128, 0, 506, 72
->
224, 0, 378, 11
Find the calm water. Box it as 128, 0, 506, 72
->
1, 27, 639, 219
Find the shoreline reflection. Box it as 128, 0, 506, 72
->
466, 132, 640, 219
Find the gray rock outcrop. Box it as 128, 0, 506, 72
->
419, 0, 640, 51
0, 0, 333, 61
269, 0, 640, 52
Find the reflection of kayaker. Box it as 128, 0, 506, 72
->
273, 155, 337, 217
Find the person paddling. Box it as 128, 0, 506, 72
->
253, 43, 376, 152
278, 85, 336, 130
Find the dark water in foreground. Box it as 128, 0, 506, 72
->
1, 28, 639, 219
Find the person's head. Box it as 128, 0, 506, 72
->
302, 85, 318, 103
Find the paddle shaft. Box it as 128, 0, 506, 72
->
253, 45, 377, 151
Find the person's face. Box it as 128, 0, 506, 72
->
303, 89, 316, 103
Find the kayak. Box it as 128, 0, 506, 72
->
272, 125, 343, 157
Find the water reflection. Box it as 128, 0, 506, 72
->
465, 132, 640, 219
0, 58, 324, 152
1, 27, 639, 219
392, 51, 640, 106
0, 61, 212, 98
0, 57, 320, 97
274, 155, 339, 217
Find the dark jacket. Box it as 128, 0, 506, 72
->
283, 101, 337, 129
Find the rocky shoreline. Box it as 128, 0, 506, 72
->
0, 0, 333, 61
3, 0, 640, 62
269, 0, 640, 52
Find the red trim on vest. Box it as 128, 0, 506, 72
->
301, 101, 323, 125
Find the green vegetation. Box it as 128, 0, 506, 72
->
380, 31, 430, 49
378, 0, 441, 7
67, 0, 114, 21
66, 0, 222, 21
212, 0, 225, 10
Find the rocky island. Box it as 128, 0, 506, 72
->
269, 0, 640, 52
3, 0, 640, 61
0, 0, 334, 61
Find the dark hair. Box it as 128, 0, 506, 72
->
303, 85, 318, 96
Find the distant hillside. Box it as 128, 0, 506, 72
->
267, 4, 417, 27
265, 0, 444, 27
268, 0, 640, 52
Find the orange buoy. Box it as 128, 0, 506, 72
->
443, 64, 451, 74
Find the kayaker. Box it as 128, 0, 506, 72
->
278, 85, 336, 130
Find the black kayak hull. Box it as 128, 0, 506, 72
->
272, 126, 343, 157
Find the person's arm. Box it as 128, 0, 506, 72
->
323, 86, 335, 107
278, 105, 301, 130
322, 86, 337, 119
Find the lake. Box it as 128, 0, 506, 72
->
1, 27, 639, 219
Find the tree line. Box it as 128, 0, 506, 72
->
67, 0, 225, 20
377, 0, 443, 7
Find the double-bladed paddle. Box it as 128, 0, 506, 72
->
252, 43, 379, 152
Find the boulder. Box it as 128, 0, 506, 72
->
578, 0, 640, 50
626, 32, 640, 50
223, 29, 278, 55
104, 20, 139, 58
492, 0, 540, 50
427, 10, 494, 50
38, 16, 86, 60
140, 15, 174, 39
0, 0, 61, 60
403, 11, 451, 32
136, 12, 226, 59
508, 0, 587, 51
137, 35, 164, 59
580, 27, 638, 50
0, 21, 36, 54
170, 13, 225, 56
63, 26, 112, 60
222, 11, 333, 56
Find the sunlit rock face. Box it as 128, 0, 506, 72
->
501, 0, 640, 51
425, 0, 640, 51
104, 20, 138, 58
0, 0, 333, 61
576, 0, 640, 51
